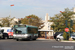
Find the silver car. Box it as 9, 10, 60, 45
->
56, 33, 63, 41
56, 33, 75, 41
71, 33, 75, 40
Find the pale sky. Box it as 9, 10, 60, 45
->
0, 0, 75, 20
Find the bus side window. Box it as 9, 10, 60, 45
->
14, 29, 18, 34
28, 27, 31, 32
14, 29, 22, 34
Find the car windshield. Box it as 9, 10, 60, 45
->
15, 27, 26, 34
71, 33, 75, 35
60, 34, 63, 36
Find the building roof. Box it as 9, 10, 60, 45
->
38, 29, 53, 31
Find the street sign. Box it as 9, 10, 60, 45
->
65, 28, 69, 32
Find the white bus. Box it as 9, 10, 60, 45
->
13, 25, 38, 41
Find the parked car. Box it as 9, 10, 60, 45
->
71, 33, 75, 40
56, 33, 63, 41
54, 32, 63, 39
56, 32, 75, 41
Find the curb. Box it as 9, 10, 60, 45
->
37, 38, 55, 41
61, 41, 75, 43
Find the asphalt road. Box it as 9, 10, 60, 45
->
0, 39, 75, 50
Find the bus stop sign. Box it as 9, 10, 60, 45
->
65, 28, 69, 32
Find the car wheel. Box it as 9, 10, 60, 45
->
16, 39, 21, 41
33, 38, 36, 40
5, 37, 8, 39
29, 38, 32, 41
16, 39, 19, 41
3, 36, 8, 39
29, 36, 32, 41
57, 38, 61, 41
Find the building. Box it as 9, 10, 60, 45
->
71, 7, 75, 20
38, 13, 54, 39
10, 18, 19, 27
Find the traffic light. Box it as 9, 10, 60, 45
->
70, 20, 73, 27
65, 20, 68, 27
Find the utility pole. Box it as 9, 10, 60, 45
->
10, 4, 14, 17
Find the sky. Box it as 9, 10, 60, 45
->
0, 0, 75, 20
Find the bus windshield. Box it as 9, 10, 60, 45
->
15, 27, 26, 34
27, 27, 38, 34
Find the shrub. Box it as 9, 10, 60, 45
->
63, 32, 70, 40
63, 32, 67, 40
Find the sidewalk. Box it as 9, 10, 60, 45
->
37, 38, 55, 41
37, 38, 75, 43
61, 40, 75, 43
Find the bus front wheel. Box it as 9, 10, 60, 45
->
16, 39, 21, 41
33, 38, 36, 40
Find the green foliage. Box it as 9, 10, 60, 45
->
63, 32, 67, 40
21, 14, 43, 27
0, 16, 15, 27
0, 23, 3, 27
63, 32, 70, 40
50, 8, 74, 32
72, 24, 75, 32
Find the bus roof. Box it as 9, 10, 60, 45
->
14, 24, 38, 28
26, 25, 38, 28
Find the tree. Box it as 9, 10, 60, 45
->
0, 16, 15, 27
50, 8, 75, 32
72, 24, 75, 32
21, 14, 43, 27
63, 32, 70, 40
0, 23, 2, 27
63, 32, 67, 40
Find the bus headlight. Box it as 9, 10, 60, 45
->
24, 34, 29, 36
13, 34, 16, 36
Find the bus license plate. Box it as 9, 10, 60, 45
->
17, 35, 23, 36
19, 38, 22, 39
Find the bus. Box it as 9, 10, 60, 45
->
12, 24, 38, 41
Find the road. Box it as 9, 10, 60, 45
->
0, 39, 75, 50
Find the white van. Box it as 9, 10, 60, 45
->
0, 27, 13, 39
